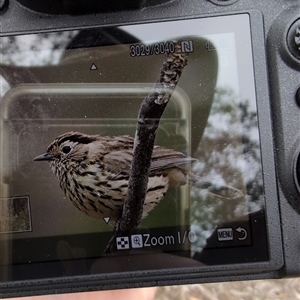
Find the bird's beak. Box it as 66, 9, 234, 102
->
33, 153, 54, 161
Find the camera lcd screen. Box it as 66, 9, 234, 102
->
0, 13, 269, 281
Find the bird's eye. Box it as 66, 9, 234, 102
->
62, 146, 72, 154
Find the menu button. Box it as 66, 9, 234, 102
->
217, 228, 233, 241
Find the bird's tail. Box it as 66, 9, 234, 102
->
188, 173, 244, 200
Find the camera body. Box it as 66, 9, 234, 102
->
0, 0, 299, 297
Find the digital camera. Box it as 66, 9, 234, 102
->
0, 0, 299, 298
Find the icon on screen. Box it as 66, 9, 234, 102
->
116, 236, 130, 250
131, 234, 143, 248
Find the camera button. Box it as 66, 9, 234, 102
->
294, 153, 300, 194
0, 0, 7, 11
287, 18, 300, 60
208, 0, 239, 5
296, 87, 300, 107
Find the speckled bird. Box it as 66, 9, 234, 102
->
33, 131, 242, 222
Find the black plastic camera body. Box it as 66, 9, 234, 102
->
0, 0, 299, 298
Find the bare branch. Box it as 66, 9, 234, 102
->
103, 42, 189, 255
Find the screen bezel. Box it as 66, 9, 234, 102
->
0, 10, 283, 295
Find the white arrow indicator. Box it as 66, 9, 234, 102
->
90, 63, 98, 70
103, 217, 110, 224
236, 227, 247, 241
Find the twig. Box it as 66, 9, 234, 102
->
103, 41, 189, 255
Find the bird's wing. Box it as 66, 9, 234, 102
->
101, 135, 134, 176
103, 138, 194, 176
102, 149, 133, 176
149, 146, 195, 175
